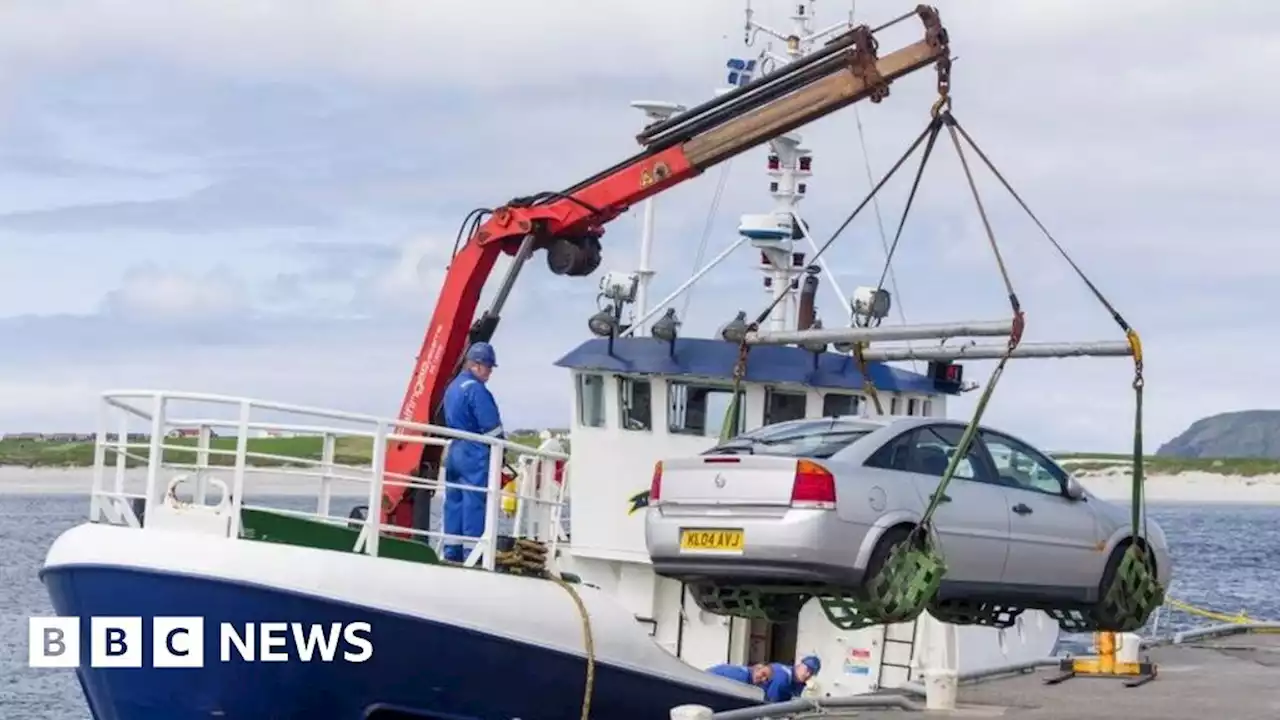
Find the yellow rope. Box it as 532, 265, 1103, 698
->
1166, 597, 1260, 625
483, 539, 595, 715
553, 576, 596, 720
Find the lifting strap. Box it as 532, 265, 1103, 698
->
912, 106, 1025, 537
719, 341, 750, 443
855, 108, 947, 416
724, 117, 947, 433
943, 115, 1148, 544
707, 58, 1158, 629
852, 342, 885, 416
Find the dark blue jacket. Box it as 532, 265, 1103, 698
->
763, 662, 804, 702
707, 663, 753, 684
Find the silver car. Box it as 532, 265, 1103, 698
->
644, 416, 1171, 628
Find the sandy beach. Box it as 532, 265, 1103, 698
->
1073, 468, 1280, 504
3, 465, 1280, 504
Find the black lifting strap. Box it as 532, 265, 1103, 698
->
730, 115, 948, 415
856, 114, 947, 415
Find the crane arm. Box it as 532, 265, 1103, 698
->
383, 7, 950, 528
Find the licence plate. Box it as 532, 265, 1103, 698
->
679, 528, 744, 553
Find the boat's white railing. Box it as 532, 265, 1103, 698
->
90, 390, 571, 573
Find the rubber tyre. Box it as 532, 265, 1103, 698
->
859, 525, 918, 597
1092, 539, 1157, 629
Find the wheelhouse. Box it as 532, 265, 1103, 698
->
552, 334, 965, 677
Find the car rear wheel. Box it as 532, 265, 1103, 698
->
817, 523, 945, 630
859, 524, 920, 599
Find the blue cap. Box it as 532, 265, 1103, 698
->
465, 342, 497, 368
801, 656, 821, 675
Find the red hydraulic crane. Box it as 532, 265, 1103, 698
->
381, 7, 952, 530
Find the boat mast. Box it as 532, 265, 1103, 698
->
628, 101, 686, 336
740, 0, 854, 332
618, 2, 856, 338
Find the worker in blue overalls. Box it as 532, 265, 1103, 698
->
764, 655, 821, 703
707, 662, 773, 689
441, 342, 504, 563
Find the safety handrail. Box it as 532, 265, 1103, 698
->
101, 390, 564, 459
90, 390, 570, 574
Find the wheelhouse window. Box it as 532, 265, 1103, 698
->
890, 396, 901, 415
921, 399, 934, 417
764, 388, 807, 425
866, 424, 982, 481
577, 373, 606, 428
706, 418, 876, 459
907, 398, 919, 416
618, 377, 652, 431
822, 393, 860, 418
979, 430, 1066, 495
668, 382, 744, 438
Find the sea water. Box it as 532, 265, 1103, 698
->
1, 495, 1277, 718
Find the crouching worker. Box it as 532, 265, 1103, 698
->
441, 342, 504, 563
765, 655, 822, 702
707, 662, 773, 689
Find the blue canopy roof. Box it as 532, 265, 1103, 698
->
554, 337, 952, 395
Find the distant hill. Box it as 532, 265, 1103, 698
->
1156, 410, 1280, 459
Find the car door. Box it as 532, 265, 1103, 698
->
868, 424, 1012, 586
977, 429, 1104, 596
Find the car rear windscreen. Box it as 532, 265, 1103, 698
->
704, 419, 874, 459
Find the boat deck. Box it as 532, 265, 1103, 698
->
805, 630, 1280, 720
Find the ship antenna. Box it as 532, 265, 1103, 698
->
738, 0, 854, 332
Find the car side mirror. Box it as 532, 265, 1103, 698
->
1065, 477, 1086, 500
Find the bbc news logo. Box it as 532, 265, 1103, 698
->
29, 617, 373, 668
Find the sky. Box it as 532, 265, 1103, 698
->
0, 0, 1276, 452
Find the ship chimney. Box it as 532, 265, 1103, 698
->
797, 265, 820, 330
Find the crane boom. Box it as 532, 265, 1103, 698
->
382, 7, 950, 529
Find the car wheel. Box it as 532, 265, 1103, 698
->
860, 525, 921, 596
1098, 539, 1157, 595
1092, 539, 1158, 630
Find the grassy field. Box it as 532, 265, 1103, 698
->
3, 436, 1279, 476
1052, 453, 1280, 477
0, 434, 547, 469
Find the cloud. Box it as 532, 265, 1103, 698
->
0, 1, 738, 91
0, 0, 1278, 454
0, 180, 340, 234
99, 264, 249, 321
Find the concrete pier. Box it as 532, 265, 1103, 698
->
702, 631, 1280, 720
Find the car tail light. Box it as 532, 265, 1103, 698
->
791, 459, 836, 508
650, 461, 663, 502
